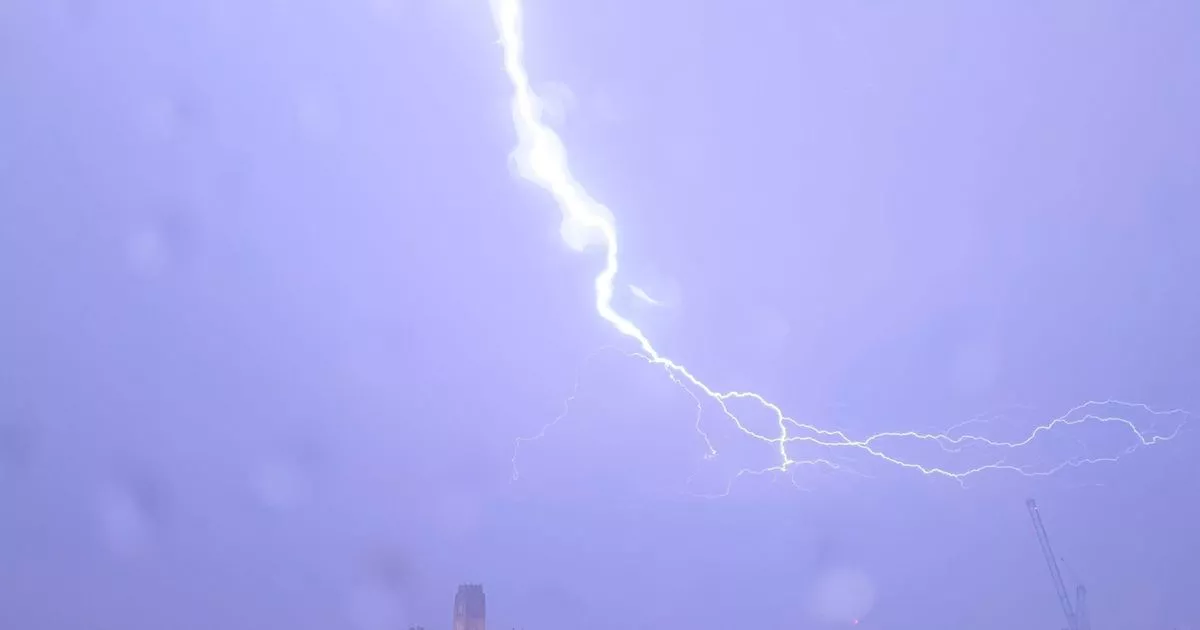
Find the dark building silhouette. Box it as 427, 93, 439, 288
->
454, 584, 486, 630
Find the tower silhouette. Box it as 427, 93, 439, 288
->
453, 584, 485, 630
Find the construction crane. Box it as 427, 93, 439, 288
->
1075, 584, 1090, 630
1026, 498, 1091, 630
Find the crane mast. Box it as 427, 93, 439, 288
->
1075, 584, 1090, 630
1026, 498, 1081, 630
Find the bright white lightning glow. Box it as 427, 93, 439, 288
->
489, 0, 1187, 490
629, 285, 663, 307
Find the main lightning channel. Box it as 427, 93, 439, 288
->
489, 0, 1186, 487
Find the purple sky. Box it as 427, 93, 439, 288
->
2, 1, 1198, 629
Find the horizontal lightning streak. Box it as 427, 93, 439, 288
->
489, 0, 1187, 491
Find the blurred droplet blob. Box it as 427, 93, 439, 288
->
367, 0, 407, 20
94, 468, 168, 556
136, 95, 209, 144
250, 442, 323, 511
433, 490, 483, 539
537, 81, 576, 129
125, 209, 195, 278
251, 460, 307, 511
591, 87, 626, 124
949, 336, 1002, 396
0, 417, 37, 477
749, 305, 792, 353
364, 545, 411, 593
348, 547, 412, 630
806, 567, 876, 625
348, 586, 409, 630
294, 91, 341, 143
55, 0, 99, 26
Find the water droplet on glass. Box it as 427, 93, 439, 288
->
57, 0, 99, 26
126, 226, 170, 276
367, 0, 406, 19
348, 585, 409, 630
807, 567, 876, 624
295, 93, 340, 142
366, 546, 411, 591
136, 95, 208, 144
348, 548, 412, 630
949, 336, 1002, 395
537, 81, 576, 129
126, 209, 194, 277
251, 458, 307, 511
592, 88, 626, 124
95, 470, 167, 556
433, 490, 483, 539
250, 441, 323, 511
0, 418, 36, 476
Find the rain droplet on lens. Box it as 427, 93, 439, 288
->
807, 567, 876, 624
294, 92, 341, 142
0, 418, 36, 475
251, 440, 325, 511
536, 81, 576, 129
433, 490, 483, 539
126, 208, 195, 277
367, 0, 407, 20
57, 0, 99, 27
95, 468, 168, 556
348, 585, 409, 630
137, 95, 209, 144
363, 545, 410, 593
348, 548, 414, 630
252, 458, 308, 511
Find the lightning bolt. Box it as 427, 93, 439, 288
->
488, 0, 1187, 491
629, 285, 663, 306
